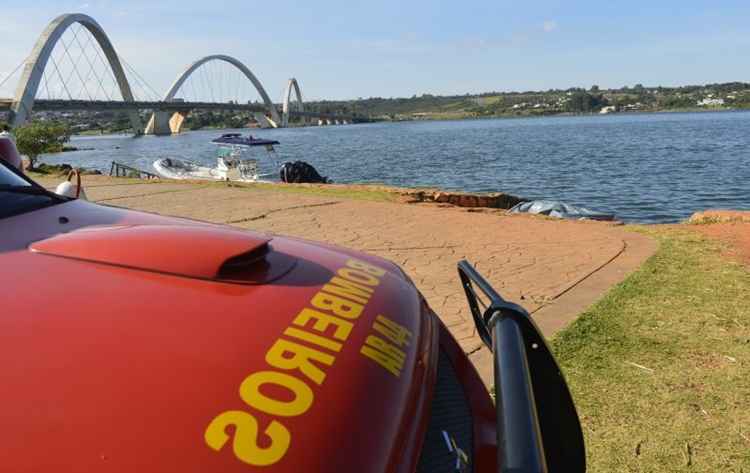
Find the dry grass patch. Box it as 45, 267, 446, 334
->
218, 181, 398, 202
29, 173, 399, 203
552, 228, 750, 472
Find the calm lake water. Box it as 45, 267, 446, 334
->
50, 111, 750, 223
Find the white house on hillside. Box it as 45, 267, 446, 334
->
697, 97, 725, 107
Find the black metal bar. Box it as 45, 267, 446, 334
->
457, 261, 504, 303
493, 316, 547, 473
456, 260, 549, 473
457, 259, 586, 472
109, 161, 159, 180
458, 263, 493, 347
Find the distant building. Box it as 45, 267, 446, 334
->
599, 105, 616, 114
622, 102, 644, 111
697, 97, 725, 107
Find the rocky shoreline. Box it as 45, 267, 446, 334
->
396, 188, 525, 209
33, 163, 528, 211
29, 162, 103, 176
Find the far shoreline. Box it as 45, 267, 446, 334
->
68, 107, 750, 138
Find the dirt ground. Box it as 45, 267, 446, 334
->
34, 174, 659, 385
692, 221, 750, 266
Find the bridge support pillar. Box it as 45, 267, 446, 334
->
169, 112, 188, 134
145, 111, 173, 136
253, 112, 278, 129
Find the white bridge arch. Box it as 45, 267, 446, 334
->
281, 78, 304, 127
9, 13, 143, 133
145, 54, 282, 134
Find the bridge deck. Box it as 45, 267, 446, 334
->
0, 99, 358, 121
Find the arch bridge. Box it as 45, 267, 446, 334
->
145, 54, 283, 135
282, 78, 304, 128
1, 13, 361, 135
8, 13, 142, 133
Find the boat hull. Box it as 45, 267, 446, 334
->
153, 158, 272, 183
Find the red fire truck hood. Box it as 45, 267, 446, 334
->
1, 200, 438, 473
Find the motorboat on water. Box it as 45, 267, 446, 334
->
153, 133, 280, 182
211, 133, 279, 148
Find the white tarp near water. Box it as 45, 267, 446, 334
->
509, 200, 615, 221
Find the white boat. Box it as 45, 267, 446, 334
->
153, 156, 259, 181
153, 133, 280, 182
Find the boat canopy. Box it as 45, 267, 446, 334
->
211, 134, 280, 147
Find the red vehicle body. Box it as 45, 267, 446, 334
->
1, 137, 584, 472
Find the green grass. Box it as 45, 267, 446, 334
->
28, 172, 400, 203
213, 181, 399, 202
552, 228, 750, 472
28, 172, 162, 188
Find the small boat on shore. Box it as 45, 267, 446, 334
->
153, 133, 280, 182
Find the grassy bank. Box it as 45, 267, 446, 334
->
226, 181, 398, 202
28, 173, 400, 203
552, 228, 750, 471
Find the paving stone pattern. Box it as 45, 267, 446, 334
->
38, 176, 655, 362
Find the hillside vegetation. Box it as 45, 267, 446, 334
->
6, 82, 750, 133
305, 82, 750, 121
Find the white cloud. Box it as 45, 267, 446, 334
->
543, 20, 558, 33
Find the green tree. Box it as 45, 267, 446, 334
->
14, 121, 71, 170
565, 91, 609, 113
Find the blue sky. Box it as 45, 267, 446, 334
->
1, 1, 749, 101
